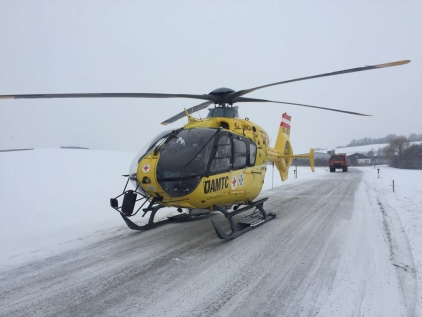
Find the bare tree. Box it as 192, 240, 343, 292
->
384, 136, 410, 167
391, 136, 410, 156
366, 148, 375, 157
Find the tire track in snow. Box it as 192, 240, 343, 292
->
376, 196, 417, 317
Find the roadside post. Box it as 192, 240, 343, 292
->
272, 162, 274, 189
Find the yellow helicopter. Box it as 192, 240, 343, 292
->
0, 60, 410, 240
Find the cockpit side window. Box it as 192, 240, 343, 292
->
249, 143, 257, 165
210, 134, 231, 173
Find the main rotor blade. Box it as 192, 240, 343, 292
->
234, 97, 371, 116
161, 100, 214, 125
227, 60, 410, 101
0, 92, 217, 102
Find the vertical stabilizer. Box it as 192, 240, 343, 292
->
274, 113, 293, 181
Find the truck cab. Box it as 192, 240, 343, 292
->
329, 154, 348, 172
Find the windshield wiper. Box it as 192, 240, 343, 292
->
154, 127, 184, 155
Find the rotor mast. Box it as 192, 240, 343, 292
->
207, 87, 240, 119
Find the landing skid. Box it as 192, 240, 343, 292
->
119, 204, 211, 231
111, 177, 275, 238
211, 198, 276, 240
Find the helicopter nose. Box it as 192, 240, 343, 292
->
136, 159, 160, 192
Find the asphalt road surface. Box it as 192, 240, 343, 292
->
1, 169, 374, 316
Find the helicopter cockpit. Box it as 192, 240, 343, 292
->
155, 128, 217, 197
133, 127, 257, 198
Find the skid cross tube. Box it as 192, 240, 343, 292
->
211, 198, 276, 240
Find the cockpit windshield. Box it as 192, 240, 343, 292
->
157, 128, 217, 178
156, 128, 218, 197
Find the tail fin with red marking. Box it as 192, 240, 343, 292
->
267, 113, 314, 181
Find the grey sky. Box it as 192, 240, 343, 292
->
1, 0, 421, 154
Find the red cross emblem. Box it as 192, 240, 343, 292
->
231, 175, 237, 190
142, 164, 150, 173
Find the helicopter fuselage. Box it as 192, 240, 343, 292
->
135, 116, 270, 209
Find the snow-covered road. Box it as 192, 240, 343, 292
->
1, 150, 421, 316
0, 167, 413, 316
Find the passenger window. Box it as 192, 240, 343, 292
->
210, 135, 231, 173
233, 138, 247, 169
249, 143, 256, 165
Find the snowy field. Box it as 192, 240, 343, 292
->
1, 149, 421, 316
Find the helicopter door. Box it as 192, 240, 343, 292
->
210, 133, 232, 173
232, 137, 247, 170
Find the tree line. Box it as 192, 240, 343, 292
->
337, 133, 422, 148
383, 137, 422, 169
358, 136, 422, 169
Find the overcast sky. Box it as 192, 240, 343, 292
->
1, 0, 421, 154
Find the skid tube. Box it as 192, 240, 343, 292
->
115, 196, 197, 231
120, 205, 214, 231
211, 198, 276, 240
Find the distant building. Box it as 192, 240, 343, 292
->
314, 152, 330, 160
347, 153, 371, 165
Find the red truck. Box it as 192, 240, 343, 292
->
329, 154, 348, 172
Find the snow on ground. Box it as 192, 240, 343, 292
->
1, 149, 421, 315
0, 149, 135, 267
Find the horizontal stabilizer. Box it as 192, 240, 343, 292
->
280, 148, 315, 172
